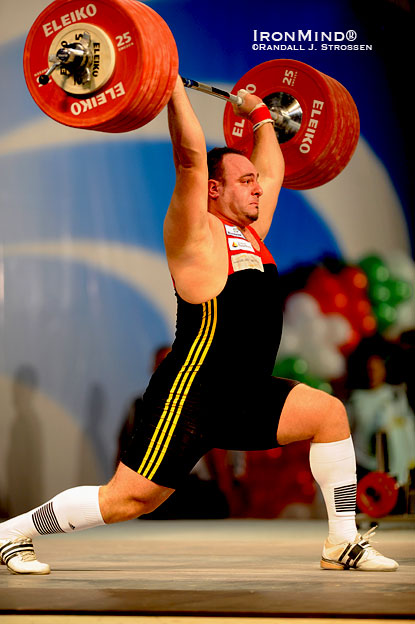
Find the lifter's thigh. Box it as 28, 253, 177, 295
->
276, 383, 350, 445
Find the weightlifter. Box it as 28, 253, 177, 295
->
0, 77, 398, 574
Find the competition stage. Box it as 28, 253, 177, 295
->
0, 517, 414, 623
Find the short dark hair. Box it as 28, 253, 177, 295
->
207, 147, 244, 181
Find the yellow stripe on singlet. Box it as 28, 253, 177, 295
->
138, 298, 217, 480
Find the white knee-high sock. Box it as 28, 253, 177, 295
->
309, 436, 358, 544
0, 486, 105, 541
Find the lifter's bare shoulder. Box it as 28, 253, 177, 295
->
164, 210, 228, 305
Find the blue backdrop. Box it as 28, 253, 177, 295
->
0, 0, 412, 508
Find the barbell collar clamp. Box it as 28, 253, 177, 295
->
39, 60, 62, 85
39, 32, 93, 87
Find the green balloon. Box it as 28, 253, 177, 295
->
273, 356, 309, 379
373, 302, 398, 332
369, 282, 391, 304
301, 374, 333, 394
388, 279, 413, 304
273, 358, 333, 392
359, 255, 390, 284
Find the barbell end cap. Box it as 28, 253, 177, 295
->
234, 90, 247, 107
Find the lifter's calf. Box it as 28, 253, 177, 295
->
277, 383, 350, 446
99, 462, 174, 524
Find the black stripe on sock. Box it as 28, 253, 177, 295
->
32, 502, 64, 535
334, 484, 357, 513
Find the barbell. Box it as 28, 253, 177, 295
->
23, 0, 360, 189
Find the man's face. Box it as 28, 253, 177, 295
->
367, 355, 386, 389
209, 153, 263, 227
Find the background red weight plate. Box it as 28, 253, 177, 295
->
356, 471, 399, 518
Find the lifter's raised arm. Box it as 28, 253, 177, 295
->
232, 90, 285, 240
164, 76, 210, 260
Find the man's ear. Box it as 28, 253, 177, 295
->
208, 179, 220, 199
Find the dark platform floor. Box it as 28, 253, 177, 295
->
0, 519, 414, 619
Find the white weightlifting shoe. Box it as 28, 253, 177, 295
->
0, 538, 50, 574
321, 526, 399, 571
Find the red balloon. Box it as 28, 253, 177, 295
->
304, 265, 377, 353
339, 266, 369, 295
306, 268, 349, 314
339, 326, 361, 355
338, 265, 377, 337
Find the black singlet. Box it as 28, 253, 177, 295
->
122, 218, 298, 487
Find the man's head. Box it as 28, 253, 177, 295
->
207, 147, 244, 181
207, 147, 263, 227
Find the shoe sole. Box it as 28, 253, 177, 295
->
7, 564, 50, 575
321, 557, 397, 571
1, 553, 50, 574
321, 558, 348, 570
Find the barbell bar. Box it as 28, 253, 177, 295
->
180, 76, 290, 131
37, 61, 284, 126
23, 0, 360, 189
